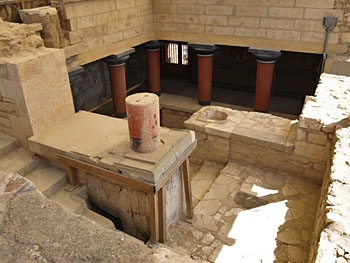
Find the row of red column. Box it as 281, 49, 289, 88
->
105, 42, 162, 118
105, 42, 282, 118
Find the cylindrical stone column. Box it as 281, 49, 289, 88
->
197, 54, 214, 106
190, 44, 218, 106
105, 55, 130, 118
249, 48, 281, 112
255, 61, 276, 112
145, 41, 163, 96
125, 92, 160, 153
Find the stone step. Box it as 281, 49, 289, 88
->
0, 132, 20, 156
25, 166, 68, 198
191, 161, 225, 207
49, 186, 116, 230
49, 187, 85, 214
81, 209, 116, 231
0, 147, 40, 176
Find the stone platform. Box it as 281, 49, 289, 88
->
28, 111, 197, 242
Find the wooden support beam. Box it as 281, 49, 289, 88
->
182, 158, 194, 220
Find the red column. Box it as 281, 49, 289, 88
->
249, 48, 281, 112
105, 50, 134, 118
190, 43, 218, 106
107, 61, 127, 118
254, 61, 276, 112
197, 54, 214, 106
145, 41, 162, 95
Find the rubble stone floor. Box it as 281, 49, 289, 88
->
164, 161, 321, 263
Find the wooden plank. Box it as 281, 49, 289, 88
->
148, 192, 159, 244
64, 165, 80, 191
182, 158, 194, 219
154, 141, 197, 192
158, 187, 166, 243
58, 154, 154, 193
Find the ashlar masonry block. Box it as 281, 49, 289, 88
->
268, 7, 304, 19
62, 1, 94, 20
307, 132, 329, 146
294, 141, 329, 162
260, 0, 295, 7
228, 0, 259, 5
295, 0, 335, 9
236, 6, 268, 17
117, 0, 136, 9
199, 15, 228, 26
10, 49, 75, 137
205, 5, 234, 16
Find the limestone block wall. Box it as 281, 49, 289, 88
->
0, 20, 75, 147
308, 127, 350, 263
184, 74, 350, 184
58, 0, 154, 66
86, 168, 185, 242
153, 0, 348, 55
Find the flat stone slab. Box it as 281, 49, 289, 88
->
185, 105, 296, 152
0, 172, 195, 263
28, 111, 196, 184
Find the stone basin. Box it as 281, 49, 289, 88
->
197, 107, 229, 124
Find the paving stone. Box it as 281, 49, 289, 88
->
201, 232, 215, 245
166, 160, 321, 262
277, 229, 300, 245
233, 191, 268, 209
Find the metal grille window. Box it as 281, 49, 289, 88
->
165, 43, 188, 65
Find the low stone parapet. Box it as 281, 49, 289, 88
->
184, 74, 350, 185
308, 127, 350, 263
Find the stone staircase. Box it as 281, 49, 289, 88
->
0, 132, 115, 230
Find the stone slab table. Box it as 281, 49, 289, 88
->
28, 111, 196, 244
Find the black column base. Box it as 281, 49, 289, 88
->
199, 100, 211, 106
115, 112, 127, 118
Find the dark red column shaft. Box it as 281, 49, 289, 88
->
108, 63, 127, 118
146, 48, 161, 95
254, 60, 276, 112
197, 54, 214, 106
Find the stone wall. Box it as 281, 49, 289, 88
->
0, 20, 75, 147
153, 0, 347, 55
308, 127, 350, 263
59, 0, 154, 66
86, 168, 185, 242
184, 74, 350, 185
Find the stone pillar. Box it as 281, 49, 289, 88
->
249, 48, 281, 112
18, 6, 65, 48
189, 43, 218, 106
125, 92, 160, 153
144, 40, 163, 95
105, 49, 135, 118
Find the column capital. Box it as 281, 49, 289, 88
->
144, 40, 163, 51
188, 43, 218, 56
248, 48, 281, 62
104, 48, 135, 66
